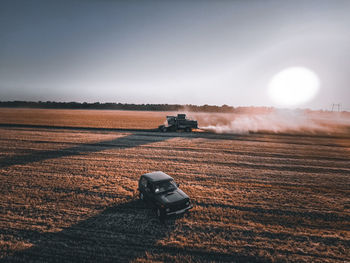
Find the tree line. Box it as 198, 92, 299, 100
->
0, 101, 277, 113
0, 101, 236, 112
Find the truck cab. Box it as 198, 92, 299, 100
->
138, 171, 193, 218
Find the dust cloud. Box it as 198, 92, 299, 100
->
188, 109, 350, 135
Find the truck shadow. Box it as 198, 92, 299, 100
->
0, 132, 171, 169
2, 199, 179, 262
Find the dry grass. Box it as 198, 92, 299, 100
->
0, 109, 349, 262
0, 108, 171, 129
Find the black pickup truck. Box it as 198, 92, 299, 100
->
138, 171, 193, 218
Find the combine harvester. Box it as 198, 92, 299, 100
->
158, 114, 198, 132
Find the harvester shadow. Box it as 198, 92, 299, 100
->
3, 199, 179, 262
0, 132, 172, 169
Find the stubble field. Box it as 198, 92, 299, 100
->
0, 109, 349, 262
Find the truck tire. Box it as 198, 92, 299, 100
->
185, 127, 192, 132
161, 126, 167, 132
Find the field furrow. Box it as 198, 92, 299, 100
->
1, 113, 349, 262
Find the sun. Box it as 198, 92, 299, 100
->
268, 67, 320, 107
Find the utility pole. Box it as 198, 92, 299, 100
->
331, 103, 341, 112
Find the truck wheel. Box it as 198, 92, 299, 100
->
162, 127, 167, 132
139, 192, 144, 201
185, 127, 191, 132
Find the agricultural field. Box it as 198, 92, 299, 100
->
0, 109, 349, 262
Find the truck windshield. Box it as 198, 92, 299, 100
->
154, 180, 177, 194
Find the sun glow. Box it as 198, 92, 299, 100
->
268, 67, 320, 107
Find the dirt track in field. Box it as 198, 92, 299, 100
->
0, 109, 349, 262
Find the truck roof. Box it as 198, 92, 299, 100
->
142, 171, 173, 182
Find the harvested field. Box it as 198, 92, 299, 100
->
0, 108, 171, 129
0, 109, 349, 262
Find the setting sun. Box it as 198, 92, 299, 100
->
268, 67, 320, 107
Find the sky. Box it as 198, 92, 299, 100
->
1, 0, 349, 110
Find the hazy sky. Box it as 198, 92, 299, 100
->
1, 0, 349, 109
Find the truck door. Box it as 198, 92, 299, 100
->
144, 180, 155, 203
